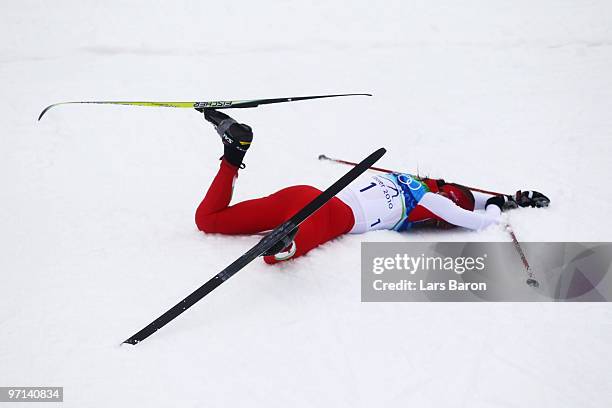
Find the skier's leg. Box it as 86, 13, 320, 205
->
196, 107, 255, 218
263, 187, 354, 264
197, 107, 278, 233
196, 109, 354, 256
195, 159, 239, 222
196, 160, 294, 234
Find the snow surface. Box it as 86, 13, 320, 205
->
2, 0, 612, 406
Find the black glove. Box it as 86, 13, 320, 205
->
515, 190, 550, 208
486, 195, 522, 211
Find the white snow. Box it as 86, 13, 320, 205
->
2, 0, 612, 406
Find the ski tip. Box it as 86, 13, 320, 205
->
38, 105, 54, 121
318, 154, 328, 160
364, 147, 386, 165
375, 147, 387, 161
122, 338, 140, 346
38, 102, 67, 121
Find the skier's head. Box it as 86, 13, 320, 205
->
439, 183, 475, 211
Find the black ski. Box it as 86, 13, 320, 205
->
38, 93, 372, 121
123, 147, 386, 345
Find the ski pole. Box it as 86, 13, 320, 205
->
318, 154, 539, 287
318, 153, 509, 197
506, 225, 539, 287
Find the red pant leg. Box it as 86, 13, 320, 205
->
195, 159, 291, 234
263, 186, 355, 264
195, 160, 355, 263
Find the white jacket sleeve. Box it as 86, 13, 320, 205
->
418, 192, 501, 230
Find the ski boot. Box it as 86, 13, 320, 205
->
203, 109, 253, 167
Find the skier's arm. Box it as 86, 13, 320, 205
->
472, 190, 495, 210
418, 192, 501, 230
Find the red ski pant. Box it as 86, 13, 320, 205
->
195, 160, 355, 264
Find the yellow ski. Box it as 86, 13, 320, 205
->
38, 93, 372, 121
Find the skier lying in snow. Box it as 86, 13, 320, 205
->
195, 110, 550, 264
